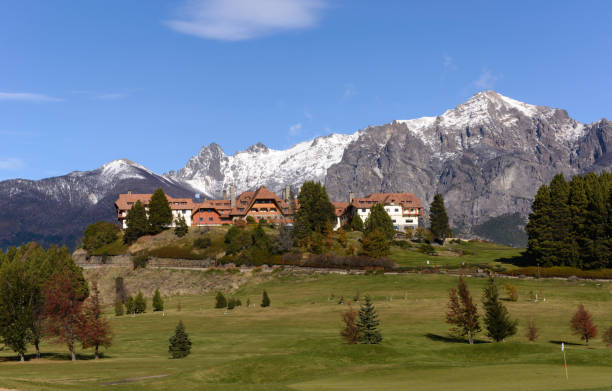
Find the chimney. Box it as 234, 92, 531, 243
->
230, 185, 236, 208
222, 189, 227, 200
285, 185, 290, 201
349, 191, 354, 203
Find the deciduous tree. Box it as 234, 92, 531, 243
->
570, 304, 597, 345
77, 282, 112, 359
446, 277, 481, 344
340, 306, 359, 344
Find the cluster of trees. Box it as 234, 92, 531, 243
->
82, 221, 120, 252
340, 295, 382, 344
215, 290, 269, 309
0, 244, 111, 361
124, 188, 173, 244
525, 172, 612, 269
223, 220, 293, 265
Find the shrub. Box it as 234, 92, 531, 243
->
261, 290, 271, 307
82, 221, 120, 252
280, 253, 396, 271
418, 243, 436, 255
134, 292, 146, 314
361, 230, 391, 258
132, 253, 149, 269
174, 215, 189, 237
114, 300, 124, 316
246, 216, 256, 225
147, 245, 207, 260
340, 306, 359, 344
168, 321, 191, 359
504, 284, 519, 301
392, 240, 412, 249
194, 237, 212, 249
526, 319, 538, 342
215, 292, 227, 309
227, 298, 236, 310
125, 295, 135, 314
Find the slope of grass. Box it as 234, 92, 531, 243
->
1, 271, 611, 390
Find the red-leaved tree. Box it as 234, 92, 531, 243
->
77, 282, 112, 359
43, 272, 87, 361
340, 305, 359, 344
446, 277, 481, 344
570, 304, 597, 345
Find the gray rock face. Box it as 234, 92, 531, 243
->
325, 91, 611, 232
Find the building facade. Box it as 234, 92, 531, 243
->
349, 193, 424, 231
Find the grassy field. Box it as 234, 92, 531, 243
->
1, 270, 612, 390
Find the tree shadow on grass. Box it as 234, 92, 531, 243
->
549, 340, 583, 347
425, 333, 488, 344
0, 352, 112, 362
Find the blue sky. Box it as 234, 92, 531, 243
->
1, 0, 611, 180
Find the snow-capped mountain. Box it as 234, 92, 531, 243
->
165, 133, 360, 197
1, 90, 610, 248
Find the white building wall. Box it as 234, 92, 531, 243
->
354, 204, 419, 232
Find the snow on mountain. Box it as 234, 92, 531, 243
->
167, 133, 360, 197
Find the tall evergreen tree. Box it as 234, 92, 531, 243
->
568, 175, 589, 268
148, 188, 172, 235
261, 290, 271, 307
152, 288, 164, 312
351, 214, 364, 232
124, 200, 148, 244
548, 174, 572, 265
429, 194, 452, 242
356, 295, 382, 344
168, 320, 192, 359
583, 173, 609, 268
482, 278, 517, 342
364, 203, 395, 240
294, 181, 336, 244
525, 185, 554, 265
361, 229, 391, 258
134, 291, 146, 313
174, 215, 189, 237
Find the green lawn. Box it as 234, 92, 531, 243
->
1, 272, 611, 390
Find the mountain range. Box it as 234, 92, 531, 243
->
1, 91, 610, 249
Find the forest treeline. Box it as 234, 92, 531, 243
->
525, 171, 612, 269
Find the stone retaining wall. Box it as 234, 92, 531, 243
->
75, 253, 215, 268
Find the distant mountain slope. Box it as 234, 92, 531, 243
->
1, 91, 610, 249
0, 159, 192, 249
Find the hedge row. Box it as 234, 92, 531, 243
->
503, 266, 612, 279
280, 252, 396, 271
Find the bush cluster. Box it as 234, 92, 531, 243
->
280, 253, 396, 270
504, 266, 612, 279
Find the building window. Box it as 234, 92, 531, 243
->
395, 208, 399, 212
392, 219, 396, 223
362, 208, 366, 212
209, 217, 213, 221
199, 217, 203, 221
405, 219, 413, 223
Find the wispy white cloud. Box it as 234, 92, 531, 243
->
71, 90, 129, 100
0, 158, 25, 170
473, 68, 498, 90
95, 93, 127, 100
0, 92, 62, 102
166, 0, 327, 41
441, 54, 457, 80
343, 83, 356, 99
289, 122, 302, 136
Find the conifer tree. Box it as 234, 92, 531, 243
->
429, 193, 452, 242
148, 188, 172, 235
351, 214, 364, 232
446, 277, 481, 344
125, 295, 135, 314
114, 300, 124, 316
525, 185, 554, 265
174, 215, 189, 237
356, 295, 382, 344
570, 304, 597, 345
361, 229, 391, 258
152, 289, 164, 312
261, 290, 271, 307
134, 291, 146, 314
168, 320, 192, 359
568, 175, 589, 267
294, 181, 336, 244
215, 292, 227, 308
124, 200, 148, 244
482, 278, 517, 342
548, 174, 572, 265
364, 203, 395, 240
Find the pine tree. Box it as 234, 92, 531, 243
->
124, 200, 148, 244
568, 175, 589, 268
152, 289, 164, 312
570, 304, 598, 345
548, 174, 572, 265
482, 278, 517, 342
446, 277, 481, 344
357, 295, 382, 344
364, 203, 395, 240
525, 185, 554, 265
114, 300, 124, 316
134, 292, 146, 314
351, 214, 364, 232
215, 292, 227, 308
125, 295, 135, 314
294, 181, 336, 244
261, 290, 271, 307
361, 229, 391, 258
174, 215, 189, 237
429, 193, 452, 242
168, 320, 192, 359
148, 188, 172, 235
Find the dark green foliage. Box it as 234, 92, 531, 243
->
132, 253, 149, 270
482, 278, 517, 342
114, 300, 124, 316
215, 292, 227, 308
134, 292, 146, 314
525, 171, 612, 269
294, 181, 336, 244
125, 295, 135, 314
168, 320, 192, 359
356, 295, 382, 344
227, 297, 236, 310
253, 221, 271, 253
224, 226, 252, 255
364, 204, 395, 240
274, 225, 295, 253
361, 229, 391, 258
114, 276, 127, 304
174, 215, 189, 237
429, 194, 452, 242
152, 289, 164, 312
472, 213, 527, 247
261, 290, 271, 307
351, 214, 364, 232
148, 188, 173, 235
245, 216, 256, 225
82, 221, 120, 252
194, 236, 212, 249
124, 200, 148, 244
418, 243, 436, 255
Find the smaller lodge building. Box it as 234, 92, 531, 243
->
115, 185, 424, 231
